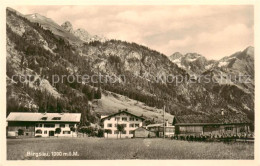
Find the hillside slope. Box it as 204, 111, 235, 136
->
6, 7, 254, 125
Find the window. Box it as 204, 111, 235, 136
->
44, 124, 55, 128
69, 124, 74, 128
36, 129, 42, 134
130, 124, 134, 128
166, 128, 174, 132
63, 131, 71, 134
240, 128, 246, 132
44, 131, 47, 134
136, 118, 139, 121
114, 130, 119, 134
108, 118, 111, 120
122, 124, 127, 127
107, 123, 112, 127
36, 124, 42, 127
122, 117, 127, 121
41, 117, 47, 120
129, 130, 134, 134
135, 124, 140, 127
60, 124, 65, 128
225, 127, 233, 131
130, 117, 134, 121
115, 117, 120, 121
26, 133, 29, 136
106, 130, 112, 134
52, 117, 61, 120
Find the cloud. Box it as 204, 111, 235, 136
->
11, 5, 254, 60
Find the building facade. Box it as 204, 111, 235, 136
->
101, 110, 145, 138
173, 115, 253, 136
146, 121, 175, 137
175, 123, 252, 136
7, 112, 81, 138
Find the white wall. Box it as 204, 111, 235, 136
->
35, 123, 77, 137
103, 113, 143, 138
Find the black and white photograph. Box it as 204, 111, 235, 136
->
1, 0, 259, 164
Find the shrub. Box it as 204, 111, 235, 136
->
97, 129, 104, 137
55, 128, 61, 134
70, 126, 76, 132
18, 129, 24, 136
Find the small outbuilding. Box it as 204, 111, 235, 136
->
134, 127, 156, 138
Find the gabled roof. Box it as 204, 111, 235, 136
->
174, 114, 252, 125
101, 110, 145, 121
146, 123, 163, 128
7, 112, 81, 122
134, 127, 151, 131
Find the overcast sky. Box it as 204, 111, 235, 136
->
12, 5, 253, 60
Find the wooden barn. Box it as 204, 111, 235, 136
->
134, 127, 156, 138
173, 115, 253, 137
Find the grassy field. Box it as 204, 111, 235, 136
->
7, 137, 254, 160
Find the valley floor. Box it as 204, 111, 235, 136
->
7, 137, 254, 160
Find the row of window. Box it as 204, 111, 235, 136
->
35, 123, 74, 128
35, 130, 71, 134
107, 117, 140, 121
225, 127, 233, 131
40, 117, 61, 120
179, 126, 235, 132
107, 123, 140, 128
106, 130, 135, 134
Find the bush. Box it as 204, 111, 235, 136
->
70, 126, 76, 132
55, 128, 61, 134
97, 129, 104, 137
18, 129, 24, 136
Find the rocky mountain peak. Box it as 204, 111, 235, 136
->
28, 13, 40, 19
74, 28, 90, 36
169, 52, 183, 60
185, 53, 201, 60
26, 13, 55, 24
6, 8, 254, 124
61, 21, 73, 33
243, 46, 254, 57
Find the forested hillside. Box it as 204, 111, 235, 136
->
6, 7, 254, 125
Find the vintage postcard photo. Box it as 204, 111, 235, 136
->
1, 1, 259, 164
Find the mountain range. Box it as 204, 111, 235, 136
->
6, 7, 254, 125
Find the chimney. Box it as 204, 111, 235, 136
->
221, 109, 224, 116
165, 119, 169, 127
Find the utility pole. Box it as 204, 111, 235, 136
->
163, 105, 165, 139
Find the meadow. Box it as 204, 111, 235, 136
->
7, 137, 254, 160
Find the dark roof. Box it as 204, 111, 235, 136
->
134, 127, 151, 132
101, 110, 145, 121
174, 114, 252, 125
146, 123, 163, 128
7, 112, 81, 122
